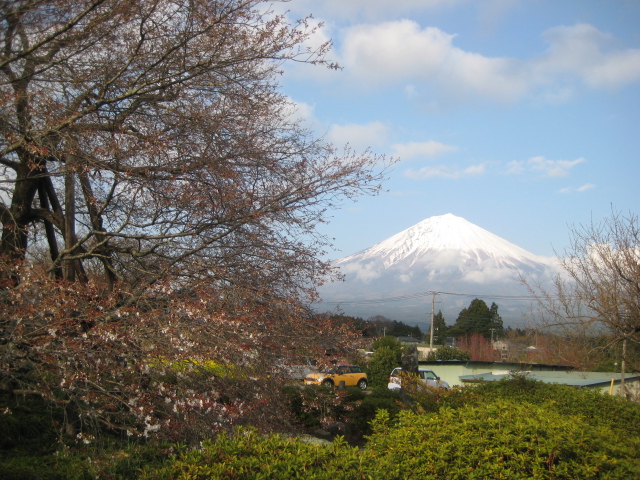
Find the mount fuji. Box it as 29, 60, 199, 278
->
316, 214, 558, 328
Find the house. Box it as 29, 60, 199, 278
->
492, 340, 509, 360
418, 360, 574, 388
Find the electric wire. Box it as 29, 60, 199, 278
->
317, 290, 541, 306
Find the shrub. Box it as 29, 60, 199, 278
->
371, 336, 403, 352
0, 392, 172, 479
426, 345, 471, 361
455, 376, 640, 436
282, 384, 400, 439
366, 347, 400, 387
364, 400, 640, 479
282, 385, 326, 429
402, 383, 465, 414
8, 377, 640, 479
139, 429, 363, 480
346, 387, 402, 436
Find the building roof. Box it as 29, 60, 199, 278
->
459, 371, 640, 388
396, 336, 420, 343
420, 360, 574, 371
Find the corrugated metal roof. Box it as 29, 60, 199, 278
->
421, 360, 574, 371
459, 371, 640, 387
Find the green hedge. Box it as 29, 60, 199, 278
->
140, 430, 364, 480
282, 385, 401, 435
365, 401, 640, 479
5, 378, 640, 479
456, 376, 640, 436
141, 396, 640, 479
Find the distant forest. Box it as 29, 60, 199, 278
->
331, 314, 422, 339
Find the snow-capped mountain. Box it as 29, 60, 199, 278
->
317, 214, 558, 327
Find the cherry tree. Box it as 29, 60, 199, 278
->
0, 0, 387, 438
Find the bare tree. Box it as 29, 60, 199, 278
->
523, 209, 640, 375
0, 0, 388, 439
1, 0, 386, 298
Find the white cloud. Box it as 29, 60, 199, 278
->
529, 156, 585, 177
340, 262, 381, 283
506, 156, 585, 178
462, 164, 487, 176
404, 85, 417, 99
560, 183, 596, 194
405, 163, 486, 179
462, 266, 518, 284
284, 99, 317, 126
338, 21, 528, 102
537, 24, 640, 89
577, 183, 596, 192
398, 273, 413, 283
328, 121, 389, 150
391, 141, 459, 160
332, 21, 640, 103
504, 160, 525, 175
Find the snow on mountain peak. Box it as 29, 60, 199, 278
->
337, 213, 548, 270
319, 214, 557, 325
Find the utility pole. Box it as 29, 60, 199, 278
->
620, 337, 627, 397
429, 291, 435, 350
490, 328, 495, 346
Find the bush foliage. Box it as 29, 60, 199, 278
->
426, 345, 471, 361
139, 378, 640, 479
366, 402, 639, 479
4, 377, 640, 479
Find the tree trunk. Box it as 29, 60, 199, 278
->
64, 161, 76, 282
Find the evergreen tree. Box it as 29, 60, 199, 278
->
432, 310, 448, 345
448, 298, 502, 340
368, 337, 403, 386
372, 336, 403, 354
367, 347, 400, 387
488, 302, 504, 340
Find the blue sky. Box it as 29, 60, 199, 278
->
279, 0, 640, 260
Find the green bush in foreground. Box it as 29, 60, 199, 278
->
141, 396, 640, 479
282, 385, 402, 437
140, 430, 363, 480
366, 401, 640, 479
457, 375, 640, 436
5, 378, 640, 479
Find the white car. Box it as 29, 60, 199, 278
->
388, 367, 450, 390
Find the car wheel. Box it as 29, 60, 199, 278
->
322, 379, 334, 388
357, 379, 368, 390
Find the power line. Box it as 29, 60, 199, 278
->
317, 291, 434, 305
437, 291, 541, 301
317, 290, 541, 306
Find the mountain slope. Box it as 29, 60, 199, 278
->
338, 213, 550, 273
317, 214, 557, 326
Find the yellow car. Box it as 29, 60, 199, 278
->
304, 365, 368, 389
